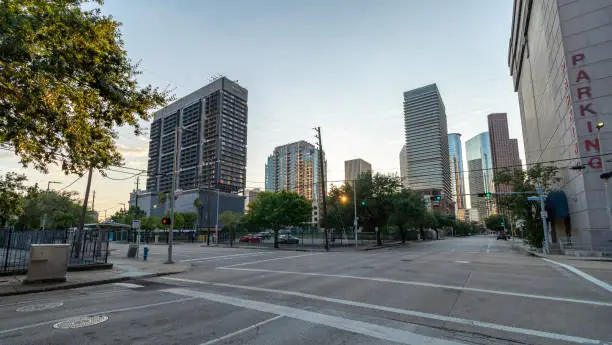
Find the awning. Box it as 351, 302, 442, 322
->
545, 190, 569, 219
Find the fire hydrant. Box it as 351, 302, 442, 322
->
143, 246, 149, 261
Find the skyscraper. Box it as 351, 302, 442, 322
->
146, 77, 248, 194
344, 158, 372, 182
448, 133, 466, 211
509, 0, 612, 247
403, 84, 452, 212
265, 141, 323, 201
399, 144, 409, 189
466, 132, 494, 221
487, 113, 522, 194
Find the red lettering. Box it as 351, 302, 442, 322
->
569, 110, 574, 121
562, 62, 566, 72
580, 103, 597, 116
575, 143, 579, 154
576, 70, 591, 83
585, 138, 600, 151
564, 79, 569, 89
572, 127, 576, 137
572, 53, 585, 66
587, 121, 593, 133
589, 157, 602, 169
566, 95, 571, 105
577, 87, 591, 100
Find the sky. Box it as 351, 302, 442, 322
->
1, 0, 524, 217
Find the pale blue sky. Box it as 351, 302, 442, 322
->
1, 0, 523, 214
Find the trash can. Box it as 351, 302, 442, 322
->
127, 244, 138, 258
24, 244, 71, 284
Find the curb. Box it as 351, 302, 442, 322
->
362, 242, 405, 251
0, 271, 185, 298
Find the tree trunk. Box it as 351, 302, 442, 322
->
399, 225, 406, 243
434, 228, 439, 240
419, 225, 425, 241
274, 229, 279, 249
376, 228, 382, 246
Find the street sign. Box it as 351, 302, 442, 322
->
132, 219, 141, 229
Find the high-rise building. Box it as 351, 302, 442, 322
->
146, 77, 248, 194
344, 158, 372, 182
403, 84, 452, 212
265, 141, 323, 201
509, 1, 612, 247
399, 145, 409, 189
448, 133, 466, 211
487, 113, 522, 194
466, 132, 494, 221
247, 188, 261, 205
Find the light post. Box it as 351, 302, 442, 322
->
352, 180, 358, 249
596, 121, 612, 234
47, 181, 60, 191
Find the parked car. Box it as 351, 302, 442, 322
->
239, 234, 261, 243
496, 233, 508, 240
256, 231, 272, 240
278, 234, 299, 244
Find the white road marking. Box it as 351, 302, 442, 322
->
218, 253, 321, 268
486, 241, 492, 253
161, 278, 607, 345
455, 260, 470, 264
164, 288, 467, 345
541, 258, 612, 294
0, 297, 196, 335
216, 267, 612, 307
180, 252, 267, 262
198, 315, 283, 345
112, 283, 144, 289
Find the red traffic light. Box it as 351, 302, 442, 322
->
161, 217, 171, 225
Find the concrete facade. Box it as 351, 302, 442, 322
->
403, 84, 453, 213
399, 144, 409, 189
487, 113, 522, 194
344, 159, 372, 183
509, 0, 612, 248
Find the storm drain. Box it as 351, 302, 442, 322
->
53, 315, 109, 329
16, 302, 64, 312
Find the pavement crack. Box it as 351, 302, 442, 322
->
446, 271, 472, 317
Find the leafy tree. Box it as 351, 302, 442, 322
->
247, 191, 312, 248
389, 189, 426, 243
109, 206, 145, 227
140, 216, 161, 230
0, 172, 27, 226
494, 164, 560, 247
355, 172, 401, 246
484, 214, 507, 231
17, 189, 95, 229
218, 211, 241, 246
327, 184, 354, 238
182, 212, 197, 229
0, 0, 172, 174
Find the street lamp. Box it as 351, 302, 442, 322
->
47, 181, 60, 191
340, 195, 348, 204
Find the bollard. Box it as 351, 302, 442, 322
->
143, 247, 149, 261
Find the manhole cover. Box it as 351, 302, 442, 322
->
17, 302, 64, 312
53, 315, 108, 329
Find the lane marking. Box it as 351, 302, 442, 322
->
198, 315, 283, 345
215, 267, 612, 307
0, 297, 196, 335
164, 288, 467, 345
455, 261, 470, 264
541, 258, 612, 294
486, 241, 492, 253
218, 253, 322, 268
180, 252, 268, 262
161, 278, 607, 345
112, 283, 144, 289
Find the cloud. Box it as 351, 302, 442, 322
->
116, 143, 148, 157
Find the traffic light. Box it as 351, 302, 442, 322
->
430, 195, 441, 201
161, 217, 171, 225
477, 192, 492, 198
361, 201, 366, 206
500, 221, 505, 227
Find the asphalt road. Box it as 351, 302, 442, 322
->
1, 235, 611, 345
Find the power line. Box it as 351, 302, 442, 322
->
57, 175, 83, 191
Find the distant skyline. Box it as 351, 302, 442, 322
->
0, 0, 523, 214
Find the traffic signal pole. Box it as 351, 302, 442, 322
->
166, 127, 179, 264
353, 179, 358, 250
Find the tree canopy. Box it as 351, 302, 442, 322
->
0, 172, 28, 226
247, 191, 312, 248
0, 0, 172, 174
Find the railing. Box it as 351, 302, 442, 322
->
0, 228, 110, 274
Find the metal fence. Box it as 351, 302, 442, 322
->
0, 228, 110, 274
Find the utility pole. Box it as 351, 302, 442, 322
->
166, 127, 179, 264
135, 176, 140, 212
91, 190, 95, 212
314, 126, 329, 251
353, 179, 358, 250
78, 167, 94, 231
537, 186, 550, 254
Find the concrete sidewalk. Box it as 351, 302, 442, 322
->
0, 255, 190, 297
511, 241, 612, 262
